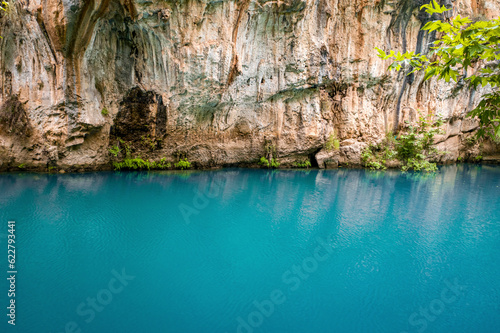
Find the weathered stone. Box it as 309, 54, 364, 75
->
315, 148, 339, 169
0, 0, 498, 170
483, 155, 500, 164
447, 119, 462, 137
436, 136, 461, 163
45, 146, 59, 162
385, 160, 401, 169
338, 142, 367, 166
66, 137, 85, 147
324, 159, 339, 169
461, 118, 480, 133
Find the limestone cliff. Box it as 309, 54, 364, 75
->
0, 0, 498, 171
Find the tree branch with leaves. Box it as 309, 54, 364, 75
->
376, 0, 500, 139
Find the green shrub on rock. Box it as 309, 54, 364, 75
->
109, 144, 121, 157
362, 114, 443, 172
325, 132, 340, 151
174, 158, 192, 170
259, 156, 280, 168
113, 157, 171, 171
293, 160, 312, 168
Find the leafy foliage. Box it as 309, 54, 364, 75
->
109, 137, 189, 171
362, 114, 444, 172
109, 144, 121, 157
114, 158, 153, 171
325, 132, 340, 151
259, 156, 280, 168
401, 158, 438, 172
395, 115, 444, 161
174, 158, 192, 170
141, 134, 158, 151
113, 158, 171, 171
293, 160, 312, 168
376, 0, 500, 138
119, 139, 131, 158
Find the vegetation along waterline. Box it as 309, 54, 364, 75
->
0, 1, 499, 172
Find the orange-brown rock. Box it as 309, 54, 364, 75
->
0, 0, 498, 171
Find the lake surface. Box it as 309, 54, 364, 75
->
0, 165, 499, 333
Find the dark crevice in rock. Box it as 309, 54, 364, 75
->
309, 147, 322, 168
110, 87, 167, 145
35, 9, 59, 64
156, 95, 168, 138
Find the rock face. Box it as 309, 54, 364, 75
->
0, 0, 499, 170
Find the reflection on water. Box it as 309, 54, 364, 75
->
0, 164, 498, 245
0, 165, 499, 333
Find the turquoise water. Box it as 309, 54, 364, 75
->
0, 165, 499, 333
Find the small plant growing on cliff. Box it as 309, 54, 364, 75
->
113, 157, 172, 170
293, 160, 312, 168
325, 132, 340, 151
174, 158, 191, 170
18, 163, 25, 169
259, 156, 280, 168
362, 146, 387, 170
156, 157, 171, 169
119, 139, 131, 158
114, 158, 149, 170
270, 159, 280, 168
109, 144, 121, 157
141, 135, 158, 151
101, 108, 109, 116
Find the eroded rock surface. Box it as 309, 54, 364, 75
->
0, 0, 499, 170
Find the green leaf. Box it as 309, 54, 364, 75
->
423, 68, 437, 81
375, 47, 387, 59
